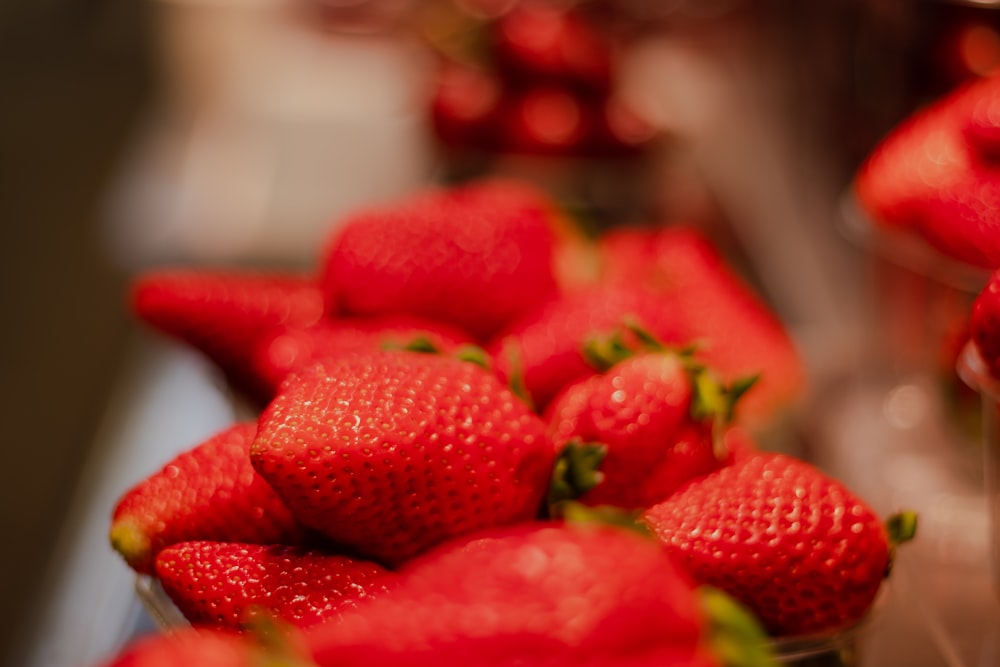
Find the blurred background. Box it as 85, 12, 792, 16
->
3, 0, 1000, 665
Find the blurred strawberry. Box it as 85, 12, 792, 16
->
643, 452, 916, 637
319, 183, 557, 341
970, 269, 1000, 378
131, 270, 325, 404
431, 62, 504, 151
156, 541, 396, 631
95, 626, 314, 667
252, 315, 475, 394
492, 2, 613, 93
110, 422, 308, 575
250, 350, 555, 565
854, 72, 1000, 269
499, 85, 591, 156
305, 521, 773, 667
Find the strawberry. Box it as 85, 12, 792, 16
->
488, 283, 688, 411
498, 85, 592, 156
546, 340, 750, 509
155, 541, 395, 631
252, 315, 475, 395
431, 61, 504, 152
94, 626, 314, 667
305, 521, 771, 667
969, 269, 1000, 378
492, 2, 613, 94
131, 270, 325, 404
319, 183, 557, 341
598, 226, 806, 429
641, 452, 916, 637
249, 350, 556, 565
110, 422, 308, 575
853, 73, 1000, 268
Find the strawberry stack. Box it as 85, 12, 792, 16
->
101, 178, 913, 667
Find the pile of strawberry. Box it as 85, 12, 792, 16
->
854, 70, 1000, 269
104, 178, 912, 667
428, 0, 653, 158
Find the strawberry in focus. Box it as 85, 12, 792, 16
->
155, 541, 396, 631
250, 350, 556, 565
546, 339, 749, 509
642, 452, 915, 637
110, 422, 308, 575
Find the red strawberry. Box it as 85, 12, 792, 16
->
155, 541, 395, 631
599, 226, 806, 429
969, 269, 1000, 378
319, 183, 557, 341
499, 85, 592, 156
95, 627, 314, 667
492, 3, 613, 93
110, 422, 308, 575
854, 73, 1000, 268
488, 283, 688, 411
252, 315, 475, 395
250, 350, 556, 565
546, 344, 749, 509
131, 270, 325, 404
305, 521, 765, 667
431, 62, 504, 151
642, 452, 914, 637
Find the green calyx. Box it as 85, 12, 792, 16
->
581, 317, 668, 373
883, 510, 919, 578
548, 440, 607, 515
396, 337, 494, 372
498, 338, 535, 410
559, 501, 652, 539
700, 587, 778, 667
244, 612, 315, 667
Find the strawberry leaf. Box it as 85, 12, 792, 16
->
548, 440, 607, 513
561, 501, 651, 538
700, 586, 778, 667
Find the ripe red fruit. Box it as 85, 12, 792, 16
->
853, 72, 1000, 268
110, 422, 307, 575
488, 283, 688, 411
598, 226, 806, 429
642, 452, 901, 637
155, 541, 395, 631
546, 349, 741, 509
252, 315, 475, 395
304, 522, 716, 667
969, 269, 1000, 378
96, 629, 264, 667
250, 350, 556, 565
130, 270, 325, 404
319, 183, 557, 341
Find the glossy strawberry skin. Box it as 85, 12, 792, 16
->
642, 452, 890, 637
250, 350, 556, 565
131, 270, 325, 404
155, 541, 395, 631
545, 353, 722, 508
970, 270, 1000, 378
599, 226, 806, 429
252, 315, 474, 395
319, 185, 557, 341
110, 422, 307, 575
305, 522, 706, 667
488, 283, 687, 411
